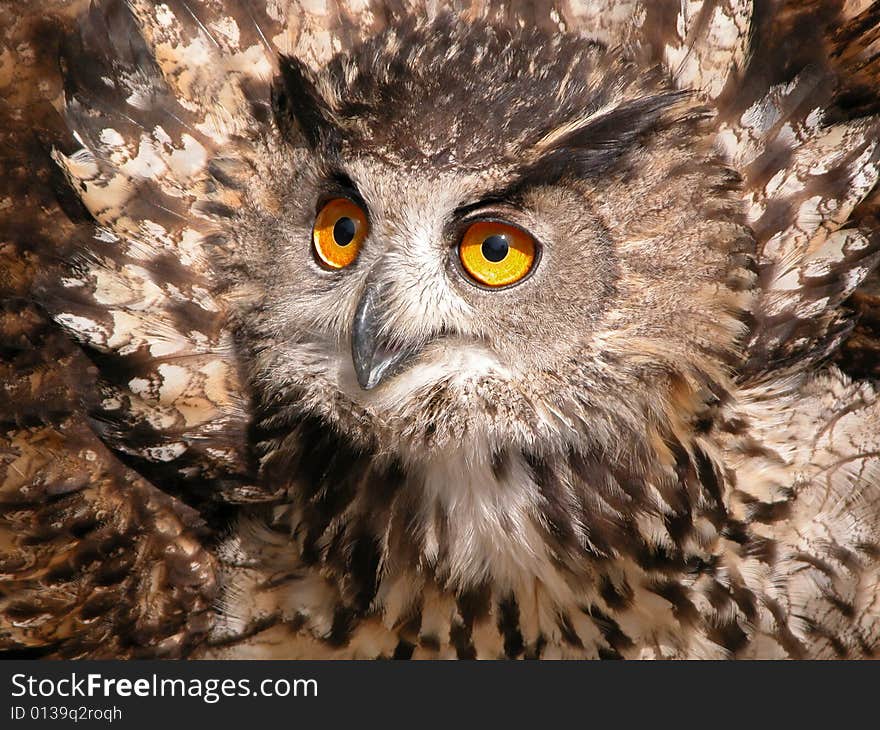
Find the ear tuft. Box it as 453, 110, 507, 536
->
272, 55, 337, 148
523, 90, 704, 183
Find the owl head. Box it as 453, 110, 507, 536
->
226, 16, 754, 468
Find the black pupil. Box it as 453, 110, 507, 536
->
481, 234, 509, 262
333, 216, 357, 246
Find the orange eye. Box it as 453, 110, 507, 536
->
458, 220, 537, 287
313, 198, 368, 269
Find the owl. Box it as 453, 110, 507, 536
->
2, 0, 880, 660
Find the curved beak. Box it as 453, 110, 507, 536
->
351, 281, 414, 390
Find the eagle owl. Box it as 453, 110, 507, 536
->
2, 0, 880, 660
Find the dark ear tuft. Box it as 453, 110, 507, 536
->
272, 55, 337, 148
521, 90, 702, 184
546, 91, 694, 156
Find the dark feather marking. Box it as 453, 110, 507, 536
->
449, 619, 476, 660
273, 55, 339, 149
599, 574, 634, 612
392, 640, 415, 659
523, 634, 547, 660
765, 598, 807, 659
824, 592, 856, 620
497, 594, 525, 659
345, 532, 382, 612
557, 612, 583, 648
524, 451, 578, 547
597, 646, 623, 660
729, 582, 759, 623
721, 519, 751, 545
742, 497, 792, 524
584, 605, 634, 654
649, 580, 700, 628
798, 616, 849, 659
826, 543, 864, 573
325, 607, 356, 648
448, 587, 491, 660
513, 91, 703, 188
457, 586, 491, 629
744, 535, 778, 564
694, 448, 724, 510
419, 634, 440, 652
634, 539, 688, 575
707, 620, 750, 655
490, 449, 511, 482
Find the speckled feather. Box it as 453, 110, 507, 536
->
2, 0, 880, 659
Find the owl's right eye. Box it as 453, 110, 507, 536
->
313, 198, 369, 269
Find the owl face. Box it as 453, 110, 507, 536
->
229, 18, 754, 460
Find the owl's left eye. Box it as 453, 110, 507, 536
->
313, 198, 369, 269
458, 220, 537, 287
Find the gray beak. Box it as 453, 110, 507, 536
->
351, 281, 414, 390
